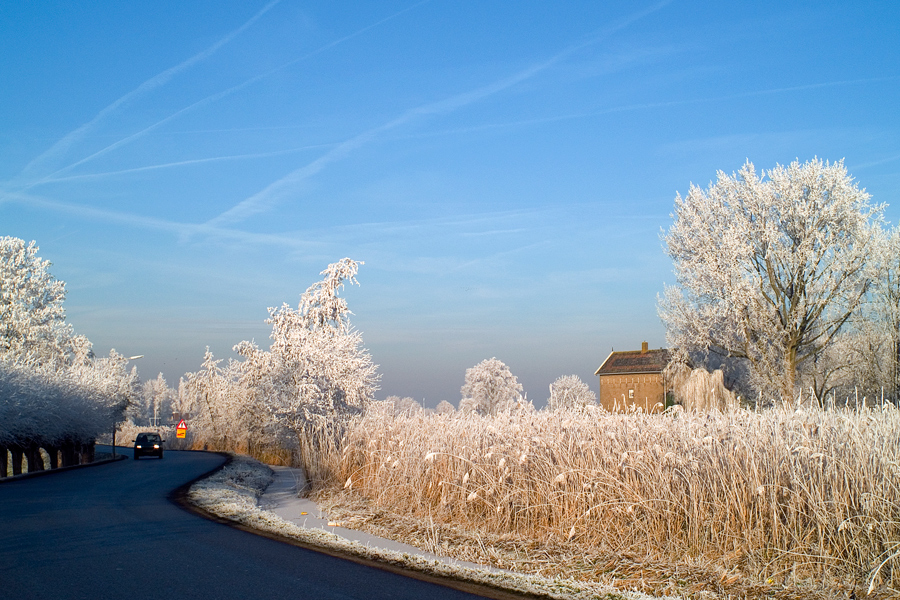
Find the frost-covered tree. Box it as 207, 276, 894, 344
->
226, 344, 280, 454
785, 228, 900, 404
173, 377, 193, 419
382, 395, 423, 416
0, 237, 90, 367
182, 348, 234, 447
547, 375, 597, 410
435, 400, 455, 415
660, 159, 883, 401
176, 259, 378, 465
460, 358, 524, 416
0, 359, 95, 473
1, 238, 135, 474
138, 373, 175, 426
872, 226, 900, 402
180, 349, 263, 452
807, 227, 900, 405
458, 396, 479, 414
1, 348, 139, 474
73, 349, 141, 430
234, 259, 379, 433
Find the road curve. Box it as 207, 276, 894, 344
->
0, 447, 492, 600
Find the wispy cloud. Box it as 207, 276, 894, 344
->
850, 152, 900, 171
450, 240, 551, 273
15, 1, 430, 192
321, 207, 546, 239
207, 0, 675, 227
404, 74, 900, 138
32, 76, 292, 185
17, 0, 282, 181
460, 228, 529, 237
36, 143, 339, 184
290, 0, 432, 64
2, 184, 556, 259
2, 187, 537, 255
1, 189, 321, 251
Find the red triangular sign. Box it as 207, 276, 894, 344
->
177, 419, 187, 429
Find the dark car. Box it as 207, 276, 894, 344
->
133, 432, 165, 459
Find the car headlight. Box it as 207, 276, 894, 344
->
153, 444, 159, 449
136, 445, 142, 449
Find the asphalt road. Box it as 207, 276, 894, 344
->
0, 447, 492, 600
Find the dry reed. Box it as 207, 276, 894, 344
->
324, 403, 900, 596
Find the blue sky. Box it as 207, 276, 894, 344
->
2, 1, 898, 406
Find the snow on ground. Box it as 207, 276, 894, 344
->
187, 453, 674, 600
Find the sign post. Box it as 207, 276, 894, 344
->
176, 419, 187, 439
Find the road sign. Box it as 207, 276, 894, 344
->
176, 419, 187, 439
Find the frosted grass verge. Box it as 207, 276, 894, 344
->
187, 453, 669, 600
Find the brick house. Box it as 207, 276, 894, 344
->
594, 342, 671, 413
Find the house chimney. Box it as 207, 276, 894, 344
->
641, 341, 648, 354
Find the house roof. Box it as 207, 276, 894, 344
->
594, 348, 671, 376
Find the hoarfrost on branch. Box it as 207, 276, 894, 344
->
1, 237, 136, 448
547, 374, 597, 410
234, 258, 379, 434
460, 357, 526, 416
659, 159, 883, 401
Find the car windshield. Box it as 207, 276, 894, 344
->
143, 434, 161, 442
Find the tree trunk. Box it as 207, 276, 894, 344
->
10, 446, 24, 476
25, 443, 44, 472
45, 445, 60, 469
894, 337, 900, 404
61, 442, 77, 467
82, 442, 95, 464
783, 346, 798, 405
0, 447, 8, 478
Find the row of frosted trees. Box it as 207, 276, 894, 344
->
169, 259, 380, 480
375, 366, 598, 418
1, 237, 138, 476
168, 260, 600, 479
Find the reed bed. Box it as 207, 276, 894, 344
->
326, 404, 900, 596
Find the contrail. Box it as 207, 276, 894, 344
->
286, 0, 431, 64
37, 143, 339, 184
49, 65, 867, 190
33, 79, 306, 183
850, 151, 900, 170
207, 0, 674, 227
1, 185, 571, 261
20, 0, 430, 189
392, 74, 900, 139
2, 186, 548, 252
3, 189, 319, 251
17, 0, 282, 180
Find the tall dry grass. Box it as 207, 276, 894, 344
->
331, 403, 900, 592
